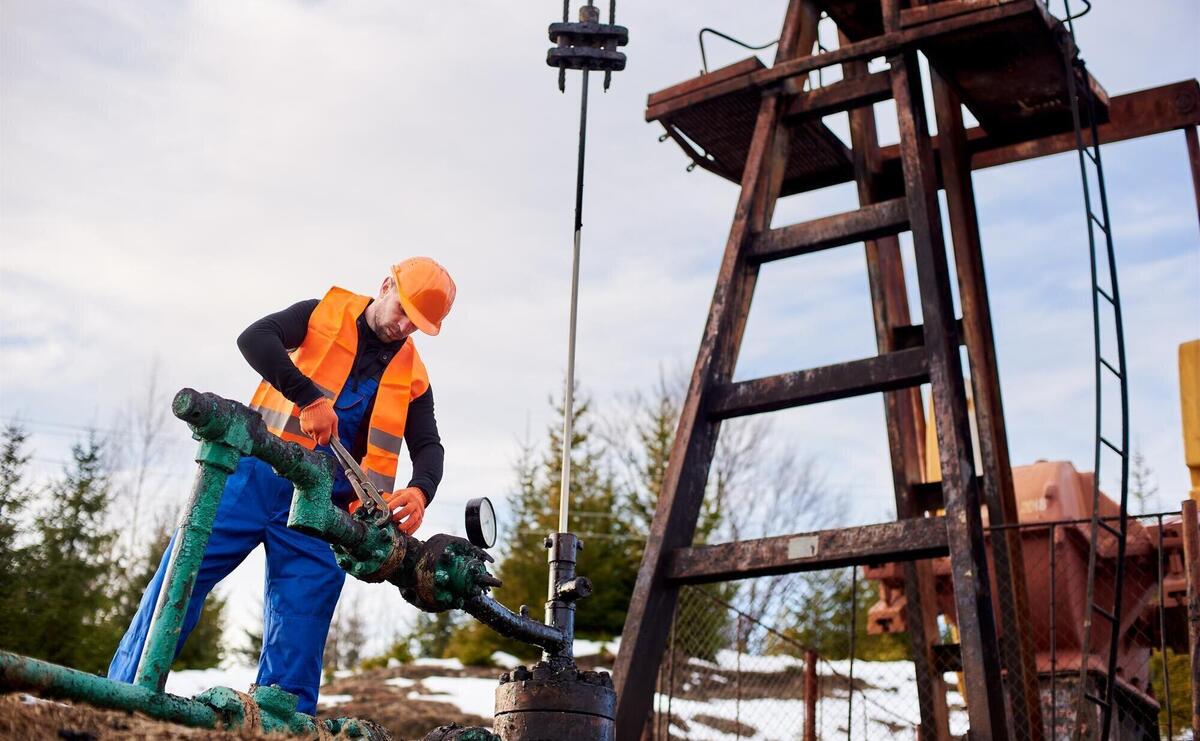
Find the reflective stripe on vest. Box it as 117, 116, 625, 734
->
248, 286, 430, 492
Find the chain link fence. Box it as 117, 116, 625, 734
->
647, 511, 1193, 740
988, 511, 1193, 741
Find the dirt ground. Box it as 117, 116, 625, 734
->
0, 664, 499, 740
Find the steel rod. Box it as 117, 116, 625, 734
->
558, 67, 590, 535
1186, 126, 1200, 231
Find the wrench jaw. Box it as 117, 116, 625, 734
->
329, 438, 392, 528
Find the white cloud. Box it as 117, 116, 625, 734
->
2, 0, 1197, 653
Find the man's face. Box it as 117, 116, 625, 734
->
369, 279, 419, 342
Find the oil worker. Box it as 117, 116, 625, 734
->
108, 257, 454, 714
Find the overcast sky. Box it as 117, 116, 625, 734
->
2, 1, 1197, 652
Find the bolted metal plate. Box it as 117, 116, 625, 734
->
787, 535, 819, 559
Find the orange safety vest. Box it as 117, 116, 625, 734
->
248, 287, 430, 493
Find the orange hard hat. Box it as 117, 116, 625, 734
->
390, 257, 456, 336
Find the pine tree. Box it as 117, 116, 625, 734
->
411, 611, 458, 659
22, 436, 122, 673
775, 568, 908, 661
447, 383, 638, 663
0, 424, 34, 652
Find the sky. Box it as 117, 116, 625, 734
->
1, 1, 1197, 653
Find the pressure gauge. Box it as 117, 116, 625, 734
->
465, 497, 497, 549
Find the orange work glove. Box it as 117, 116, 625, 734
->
384, 487, 426, 535
298, 398, 339, 445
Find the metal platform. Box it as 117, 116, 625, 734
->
648, 0, 1115, 190
651, 57, 853, 195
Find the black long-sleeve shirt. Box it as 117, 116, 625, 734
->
236, 299, 444, 504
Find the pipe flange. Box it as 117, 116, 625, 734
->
421, 723, 500, 741
358, 526, 408, 584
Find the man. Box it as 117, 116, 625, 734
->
108, 257, 455, 714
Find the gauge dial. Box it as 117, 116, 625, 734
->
466, 497, 497, 549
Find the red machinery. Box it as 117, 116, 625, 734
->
866, 460, 1188, 711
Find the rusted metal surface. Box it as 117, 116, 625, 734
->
657, 67, 1200, 193
706, 347, 930, 418
867, 463, 1170, 681
930, 69, 1045, 741
781, 68, 893, 117
843, 43, 951, 740
871, 80, 1200, 194
803, 649, 818, 741
817, 0, 884, 41
546, 6, 628, 74
1183, 499, 1200, 734
891, 47, 1009, 740
912, 0, 1108, 141
421, 724, 499, 741
1187, 126, 1200, 230
666, 517, 950, 584
495, 662, 615, 741
748, 197, 910, 263
647, 57, 852, 197
612, 3, 820, 736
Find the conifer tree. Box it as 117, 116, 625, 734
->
448, 383, 636, 663
0, 424, 34, 652
411, 611, 458, 659
23, 436, 122, 673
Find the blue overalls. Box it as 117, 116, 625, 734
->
108, 373, 380, 714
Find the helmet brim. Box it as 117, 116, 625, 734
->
391, 265, 442, 336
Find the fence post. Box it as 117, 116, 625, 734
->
1182, 498, 1199, 735
804, 649, 818, 741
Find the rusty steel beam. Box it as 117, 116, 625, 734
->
665, 517, 950, 584
612, 3, 822, 737
706, 348, 929, 418
803, 649, 818, 741
748, 197, 910, 263
1183, 499, 1200, 734
782, 68, 893, 118
931, 69, 1045, 741
645, 0, 1037, 123
1187, 126, 1200, 230
844, 40, 952, 739
891, 48, 1009, 740
870, 80, 1200, 190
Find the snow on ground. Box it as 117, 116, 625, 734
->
411, 657, 464, 670
573, 638, 618, 657
164, 665, 259, 698
317, 694, 353, 708
407, 677, 498, 718
153, 649, 968, 741
653, 659, 970, 741
490, 652, 522, 669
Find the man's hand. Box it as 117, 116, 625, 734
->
384, 487, 426, 535
299, 398, 339, 445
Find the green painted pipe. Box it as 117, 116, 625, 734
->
134, 451, 234, 691
0, 651, 220, 728
134, 391, 256, 692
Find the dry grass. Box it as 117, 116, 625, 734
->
0, 663, 501, 740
